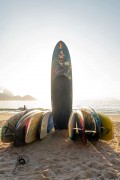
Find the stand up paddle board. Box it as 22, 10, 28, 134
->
51, 41, 72, 129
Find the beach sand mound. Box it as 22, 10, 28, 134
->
0, 114, 120, 180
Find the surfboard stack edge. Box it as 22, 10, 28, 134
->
68, 107, 114, 143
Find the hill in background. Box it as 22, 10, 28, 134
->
0, 87, 36, 100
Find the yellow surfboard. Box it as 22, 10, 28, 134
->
25, 111, 44, 143
98, 113, 114, 141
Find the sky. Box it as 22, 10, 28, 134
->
0, 0, 120, 106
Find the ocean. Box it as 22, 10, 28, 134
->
0, 99, 120, 114
73, 99, 120, 114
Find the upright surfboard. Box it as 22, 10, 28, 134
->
51, 41, 72, 129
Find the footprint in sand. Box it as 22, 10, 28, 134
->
0, 170, 5, 175
42, 169, 50, 179
104, 171, 119, 179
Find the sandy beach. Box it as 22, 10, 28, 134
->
0, 112, 120, 180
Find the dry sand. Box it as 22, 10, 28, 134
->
0, 112, 120, 180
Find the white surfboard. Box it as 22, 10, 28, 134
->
40, 111, 55, 139
25, 111, 44, 143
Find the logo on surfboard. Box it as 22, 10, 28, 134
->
52, 42, 72, 80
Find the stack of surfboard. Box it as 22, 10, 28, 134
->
68, 107, 114, 144
0, 107, 114, 147
51, 41, 114, 143
0, 41, 114, 147
1, 110, 55, 147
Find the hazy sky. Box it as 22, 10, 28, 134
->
0, 0, 120, 106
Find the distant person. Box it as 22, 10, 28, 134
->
24, 105, 27, 110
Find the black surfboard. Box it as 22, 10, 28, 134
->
51, 41, 72, 129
